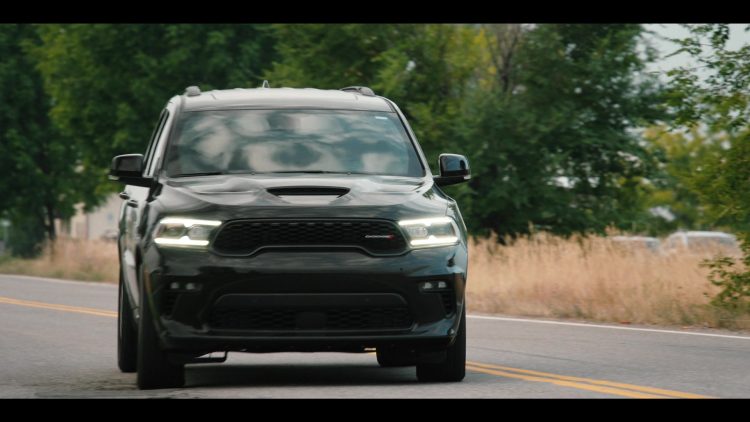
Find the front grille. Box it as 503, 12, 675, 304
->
212, 219, 408, 256
209, 306, 413, 331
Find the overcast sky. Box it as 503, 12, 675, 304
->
643, 24, 750, 76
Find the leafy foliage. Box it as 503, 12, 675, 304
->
0, 24, 80, 255
31, 24, 276, 207
666, 24, 750, 312
269, 24, 402, 89
462, 24, 665, 236
692, 131, 750, 312
640, 126, 727, 234
704, 254, 750, 313
667, 25, 750, 132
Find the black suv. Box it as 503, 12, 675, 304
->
110, 85, 471, 389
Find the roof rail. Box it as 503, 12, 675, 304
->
341, 86, 375, 97
184, 86, 201, 97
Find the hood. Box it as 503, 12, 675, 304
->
152, 174, 451, 221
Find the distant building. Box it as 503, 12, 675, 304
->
57, 193, 121, 240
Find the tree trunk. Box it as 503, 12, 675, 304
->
483, 24, 523, 94
45, 203, 56, 241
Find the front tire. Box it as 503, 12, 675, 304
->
136, 266, 184, 389
117, 266, 137, 373
416, 306, 466, 382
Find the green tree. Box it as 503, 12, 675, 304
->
32, 24, 277, 207
640, 126, 728, 234
269, 24, 403, 89
462, 24, 665, 237
373, 25, 487, 161
667, 24, 750, 312
0, 24, 80, 256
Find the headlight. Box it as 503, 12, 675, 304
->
398, 216, 460, 248
153, 218, 221, 249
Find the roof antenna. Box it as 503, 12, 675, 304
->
261, 80, 270, 88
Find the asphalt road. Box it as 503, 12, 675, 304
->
1, 273, 749, 398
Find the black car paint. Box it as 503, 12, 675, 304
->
116, 89, 469, 357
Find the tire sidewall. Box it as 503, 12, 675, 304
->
117, 266, 137, 372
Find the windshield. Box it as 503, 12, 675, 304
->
164, 109, 424, 177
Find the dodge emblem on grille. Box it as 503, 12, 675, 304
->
364, 234, 395, 239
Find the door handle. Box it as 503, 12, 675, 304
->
126, 199, 138, 208
119, 192, 130, 200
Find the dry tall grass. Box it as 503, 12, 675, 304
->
467, 234, 749, 329
0, 238, 118, 283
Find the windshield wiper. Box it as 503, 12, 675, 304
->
171, 171, 226, 178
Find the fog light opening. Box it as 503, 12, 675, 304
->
419, 281, 451, 292
168, 281, 201, 292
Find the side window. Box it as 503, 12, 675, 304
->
143, 110, 169, 175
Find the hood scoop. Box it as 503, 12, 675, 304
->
267, 186, 350, 204
267, 186, 350, 197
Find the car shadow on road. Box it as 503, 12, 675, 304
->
184, 362, 418, 389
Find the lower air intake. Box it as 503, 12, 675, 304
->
209, 306, 413, 331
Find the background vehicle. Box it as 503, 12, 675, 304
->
100, 229, 119, 242
109, 85, 471, 389
611, 236, 661, 253
663, 231, 739, 254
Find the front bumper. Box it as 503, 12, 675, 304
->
141, 245, 467, 353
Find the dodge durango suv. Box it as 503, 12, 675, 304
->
110, 85, 471, 389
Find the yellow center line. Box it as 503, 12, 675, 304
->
0, 296, 117, 318
0, 295, 717, 398
466, 364, 665, 398
467, 361, 711, 399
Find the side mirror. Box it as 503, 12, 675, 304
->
434, 153, 471, 187
109, 154, 151, 187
